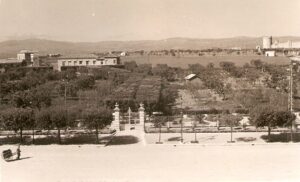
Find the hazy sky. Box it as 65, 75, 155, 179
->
0, 0, 299, 42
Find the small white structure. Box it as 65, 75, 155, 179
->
265, 50, 276, 57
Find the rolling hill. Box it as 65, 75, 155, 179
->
1, 36, 300, 58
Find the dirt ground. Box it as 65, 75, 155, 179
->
1, 135, 300, 182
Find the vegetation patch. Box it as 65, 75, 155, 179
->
106, 135, 139, 145
168, 137, 181, 141
261, 133, 300, 143
236, 137, 256, 142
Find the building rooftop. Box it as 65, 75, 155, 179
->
184, 74, 197, 80
58, 54, 98, 59
19, 50, 37, 53
0, 58, 23, 64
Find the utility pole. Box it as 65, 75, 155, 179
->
289, 61, 293, 142
180, 96, 183, 143
288, 56, 300, 142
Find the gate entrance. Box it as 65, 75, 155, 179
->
111, 103, 145, 132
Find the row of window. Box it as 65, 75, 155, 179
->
61, 59, 116, 66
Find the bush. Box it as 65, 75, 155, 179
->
236, 137, 256, 142
105, 135, 139, 145
261, 132, 300, 143
168, 137, 181, 141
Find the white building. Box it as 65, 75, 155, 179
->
17, 50, 35, 63
262, 36, 300, 49
57, 54, 121, 71
265, 50, 276, 57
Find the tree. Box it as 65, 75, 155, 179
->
188, 64, 205, 75
219, 61, 236, 73
75, 75, 95, 90
251, 106, 295, 141
82, 107, 112, 144
193, 114, 205, 142
206, 63, 214, 69
250, 59, 263, 71
49, 106, 67, 144
30, 84, 52, 110
0, 107, 34, 143
153, 115, 168, 143
35, 108, 53, 136
218, 113, 242, 142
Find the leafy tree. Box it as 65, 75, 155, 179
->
251, 106, 295, 141
49, 106, 67, 144
10, 90, 32, 108
219, 61, 236, 73
188, 64, 205, 75
194, 114, 205, 142
206, 63, 214, 69
75, 75, 95, 90
35, 108, 53, 136
153, 115, 168, 143
82, 107, 112, 143
152, 64, 176, 81
250, 59, 264, 71
30, 84, 52, 110
0, 107, 34, 143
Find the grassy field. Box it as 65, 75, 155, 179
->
122, 55, 290, 68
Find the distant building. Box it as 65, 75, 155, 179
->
17, 50, 36, 64
184, 74, 203, 86
57, 54, 121, 71
262, 36, 300, 49
263, 36, 272, 49
231, 47, 242, 51
0, 58, 24, 72
265, 50, 276, 57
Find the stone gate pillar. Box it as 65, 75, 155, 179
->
111, 103, 120, 131
138, 103, 145, 131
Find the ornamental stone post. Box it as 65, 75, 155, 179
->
112, 103, 120, 131
138, 103, 145, 131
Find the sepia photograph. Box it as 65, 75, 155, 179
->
0, 0, 300, 181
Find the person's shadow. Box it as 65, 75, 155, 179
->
5, 157, 32, 162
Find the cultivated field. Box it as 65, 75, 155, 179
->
122, 55, 290, 68
1, 143, 300, 182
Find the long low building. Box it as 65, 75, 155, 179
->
57, 54, 121, 71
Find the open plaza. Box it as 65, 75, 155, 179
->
1, 131, 300, 182
1, 136, 300, 182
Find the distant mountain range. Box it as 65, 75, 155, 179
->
1, 36, 300, 58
